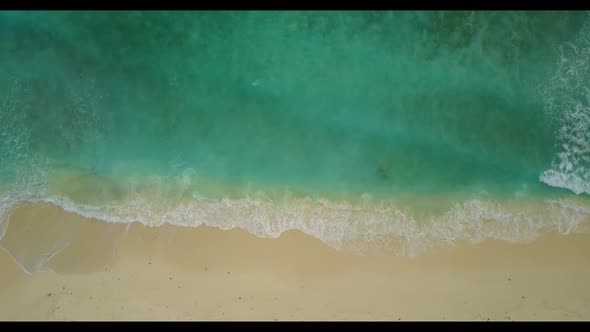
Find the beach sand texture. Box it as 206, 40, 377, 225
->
1, 203, 589, 321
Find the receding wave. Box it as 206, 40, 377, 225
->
2, 177, 590, 274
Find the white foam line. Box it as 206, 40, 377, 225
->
1, 183, 589, 274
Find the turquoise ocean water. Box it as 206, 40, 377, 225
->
1, 11, 590, 271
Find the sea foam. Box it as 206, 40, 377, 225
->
1, 179, 589, 275
540, 15, 590, 196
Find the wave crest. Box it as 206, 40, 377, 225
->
540, 15, 590, 195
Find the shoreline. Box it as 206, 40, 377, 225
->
1, 203, 590, 320
2, 192, 589, 265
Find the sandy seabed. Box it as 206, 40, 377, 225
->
1, 203, 590, 321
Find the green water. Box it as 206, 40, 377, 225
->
1, 11, 590, 247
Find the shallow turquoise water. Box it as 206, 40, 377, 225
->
1, 12, 590, 260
